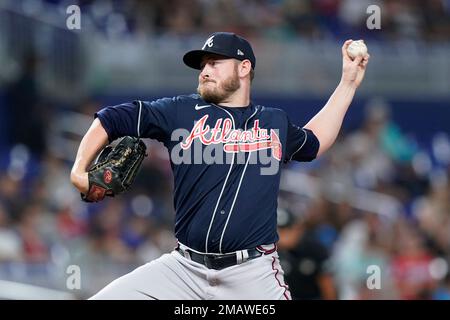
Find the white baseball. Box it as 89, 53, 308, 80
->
346, 40, 368, 59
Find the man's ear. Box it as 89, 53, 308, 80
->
239, 59, 252, 78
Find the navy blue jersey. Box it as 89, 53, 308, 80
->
95, 94, 319, 253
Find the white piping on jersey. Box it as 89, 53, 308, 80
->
137, 100, 143, 137
204, 105, 236, 253
288, 128, 308, 161
219, 106, 259, 253
179, 242, 221, 255
219, 152, 252, 253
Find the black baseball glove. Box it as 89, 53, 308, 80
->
81, 136, 147, 202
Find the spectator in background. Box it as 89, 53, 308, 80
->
432, 273, 450, 300
413, 176, 450, 256
88, 199, 136, 264
16, 201, 51, 263
344, 97, 418, 190
4, 50, 47, 158
0, 202, 23, 262
330, 209, 398, 300
419, 0, 450, 41
391, 219, 436, 299
277, 207, 336, 300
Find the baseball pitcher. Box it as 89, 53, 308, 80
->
70, 32, 369, 300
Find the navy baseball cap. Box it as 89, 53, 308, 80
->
183, 32, 256, 70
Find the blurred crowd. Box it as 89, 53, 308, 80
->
1, 89, 449, 299
0, 0, 450, 300
276, 99, 450, 300
13, 0, 450, 42
130, 0, 450, 42
0, 115, 178, 296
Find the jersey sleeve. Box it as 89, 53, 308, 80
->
95, 97, 178, 143
284, 116, 320, 163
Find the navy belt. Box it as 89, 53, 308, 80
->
176, 245, 264, 270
